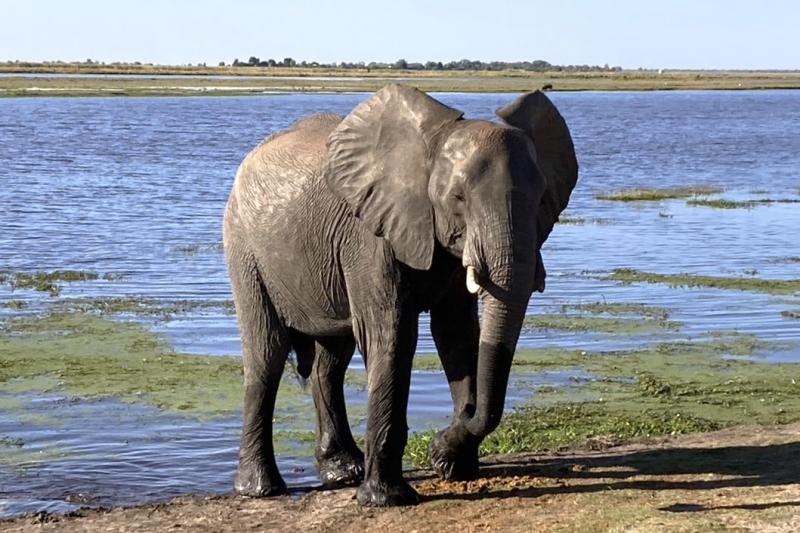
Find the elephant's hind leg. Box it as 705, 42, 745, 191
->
227, 249, 290, 497
294, 334, 364, 486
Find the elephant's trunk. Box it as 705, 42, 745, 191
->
463, 228, 536, 438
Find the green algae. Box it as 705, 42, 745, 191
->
558, 217, 612, 225
171, 243, 224, 255
771, 256, 800, 264
596, 186, 723, 202
406, 332, 800, 467
0, 312, 308, 419
522, 314, 679, 334
0, 445, 72, 467
687, 198, 800, 209
608, 268, 800, 295
686, 198, 756, 209
1, 300, 27, 310
559, 301, 671, 320
0, 270, 98, 296
55, 296, 235, 320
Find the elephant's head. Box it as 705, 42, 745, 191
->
326, 84, 578, 438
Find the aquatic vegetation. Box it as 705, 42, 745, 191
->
522, 314, 679, 334
558, 217, 586, 224
687, 198, 800, 209
596, 186, 722, 202
56, 296, 235, 319
407, 332, 799, 467
560, 301, 670, 321
171, 243, 224, 255
0, 312, 307, 419
770, 256, 800, 264
0, 270, 98, 296
608, 268, 800, 295
0, 436, 24, 448
1, 300, 27, 310
686, 199, 756, 209
558, 217, 612, 225
782, 310, 800, 319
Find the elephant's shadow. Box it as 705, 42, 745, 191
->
409, 439, 800, 512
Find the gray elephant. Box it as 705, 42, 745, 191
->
223, 84, 578, 506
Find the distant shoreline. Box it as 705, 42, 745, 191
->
3, 64, 800, 96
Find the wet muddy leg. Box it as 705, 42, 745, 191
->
227, 249, 290, 497
305, 335, 364, 486
429, 278, 482, 480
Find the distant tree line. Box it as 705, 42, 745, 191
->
228, 57, 621, 72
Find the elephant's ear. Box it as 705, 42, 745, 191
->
496, 91, 578, 248
326, 84, 463, 270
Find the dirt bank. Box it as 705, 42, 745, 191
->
5, 423, 800, 532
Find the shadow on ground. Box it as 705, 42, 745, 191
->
418, 439, 800, 512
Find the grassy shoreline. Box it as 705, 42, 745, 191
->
3, 65, 800, 96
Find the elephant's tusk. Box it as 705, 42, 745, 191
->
466, 266, 481, 294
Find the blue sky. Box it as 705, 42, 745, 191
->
2, 0, 798, 69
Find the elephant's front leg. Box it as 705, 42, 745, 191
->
355, 309, 420, 506
429, 277, 482, 480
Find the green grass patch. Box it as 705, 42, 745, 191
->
0, 270, 98, 296
608, 268, 800, 295
596, 186, 722, 202
407, 332, 799, 467
0, 312, 308, 419
523, 314, 679, 334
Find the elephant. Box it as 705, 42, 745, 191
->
223, 84, 578, 506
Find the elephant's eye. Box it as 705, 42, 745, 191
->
453, 192, 465, 202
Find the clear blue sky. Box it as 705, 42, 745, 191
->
2, 0, 798, 69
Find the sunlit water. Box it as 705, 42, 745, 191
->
1, 91, 799, 517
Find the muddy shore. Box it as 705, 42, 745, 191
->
4, 423, 800, 532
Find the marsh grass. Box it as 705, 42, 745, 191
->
596, 186, 723, 202
608, 268, 800, 295
0, 270, 98, 296
1, 300, 27, 310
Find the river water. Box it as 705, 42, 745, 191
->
1, 90, 799, 517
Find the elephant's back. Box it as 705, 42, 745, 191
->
227, 113, 343, 229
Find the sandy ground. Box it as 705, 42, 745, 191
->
4, 423, 800, 532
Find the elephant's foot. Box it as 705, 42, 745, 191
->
234, 461, 287, 497
356, 478, 419, 507
429, 426, 480, 481
318, 449, 364, 487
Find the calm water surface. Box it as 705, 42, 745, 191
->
1, 91, 799, 517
